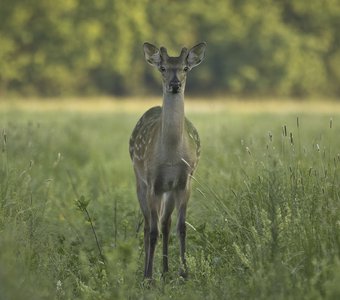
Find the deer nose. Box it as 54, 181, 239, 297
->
169, 79, 181, 93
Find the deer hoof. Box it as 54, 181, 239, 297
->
142, 277, 156, 288
179, 268, 188, 280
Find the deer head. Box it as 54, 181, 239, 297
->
143, 42, 206, 94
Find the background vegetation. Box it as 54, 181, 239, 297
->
1, 0, 340, 298
1, 0, 340, 97
1, 103, 340, 299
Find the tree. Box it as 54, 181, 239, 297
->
0, 0, 339, 97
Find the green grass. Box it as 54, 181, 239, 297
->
1, 104, 340, 299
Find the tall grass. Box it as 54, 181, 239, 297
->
191, 114, 340, 299
0, 107, 339, 299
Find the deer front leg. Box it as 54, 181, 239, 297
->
145, 191, 161, 279
136, 179, 150, 277
161, 192, 175, 275
177, 189, 190, 278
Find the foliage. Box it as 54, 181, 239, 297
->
0, 0, 340, 97
1, 103, 340, 299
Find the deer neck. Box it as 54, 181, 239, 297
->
161, 91, 185, 150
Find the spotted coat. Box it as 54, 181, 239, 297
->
129, 106, 200, 163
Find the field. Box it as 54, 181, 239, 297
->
1, 99, 340, 299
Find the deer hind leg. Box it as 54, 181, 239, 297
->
176, 187, 191, 278
161, 192, 175, 275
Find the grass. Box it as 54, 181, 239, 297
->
0, 99, 340, 299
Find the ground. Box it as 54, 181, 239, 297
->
0, 98, 340, 299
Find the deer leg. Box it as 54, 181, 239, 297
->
145, 192, 161, 279
161, 192, 175, 275
136, 179, 149, 277
143, 220, 150, 277
176, 188, 190, 278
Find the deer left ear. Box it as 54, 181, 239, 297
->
187, 42, 206, 69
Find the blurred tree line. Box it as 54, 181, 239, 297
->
0, 0, 340, 98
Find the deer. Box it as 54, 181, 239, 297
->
129, 42, 206, 280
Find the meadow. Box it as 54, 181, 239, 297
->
0, 99, 340, 299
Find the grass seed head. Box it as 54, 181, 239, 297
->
2, 129, 7, 144
290, 132, 294, 145
268, 131, 273, 142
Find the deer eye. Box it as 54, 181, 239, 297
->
184, 66, 189, 72
160, 66, 166, 72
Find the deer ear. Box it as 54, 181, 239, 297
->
187, 42, 206, 68
143, 42, 161, 67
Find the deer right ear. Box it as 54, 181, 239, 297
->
143, 42, 161, 67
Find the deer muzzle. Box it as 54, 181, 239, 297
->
169, 79, 181, 93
